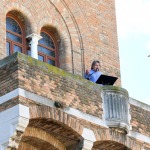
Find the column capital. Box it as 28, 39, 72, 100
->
26, 33, 42, 41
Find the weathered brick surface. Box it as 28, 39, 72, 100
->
130, 104, 150, 137
0, 61, 18, 95
20, 127, 66, 150
0, 96, 19, 113
0, 0, 120, 83
27, 105, 149, 150
0, 53, 103, 118
0, 95, 39, 113
18, 142, 37, 150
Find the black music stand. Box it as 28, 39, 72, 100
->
96, 74, 118, 85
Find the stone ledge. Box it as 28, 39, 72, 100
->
0, 52, 101, 89
129, 98, 150, 111
0, 88, 108, 128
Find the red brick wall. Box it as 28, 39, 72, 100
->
0, 59, 18, 96
130, 104, 150, 137
0, 53, 103, 118
0, 0, 120, 84
76, 0, 120, 76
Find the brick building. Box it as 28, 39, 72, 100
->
0, 0, 149, 150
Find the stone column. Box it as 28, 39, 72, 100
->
82, 128, 96, 150
26, 33, 42, 59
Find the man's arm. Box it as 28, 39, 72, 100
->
84, 69, 90, 79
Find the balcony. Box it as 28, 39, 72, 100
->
0, 52, 130, 134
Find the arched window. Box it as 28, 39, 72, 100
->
6, 15, 26, 55
38, 30, 58, 66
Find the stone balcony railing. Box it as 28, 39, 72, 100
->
102, 86, 130, 133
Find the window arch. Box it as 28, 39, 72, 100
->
38, 29, 58, 66
6, 15, 26, 55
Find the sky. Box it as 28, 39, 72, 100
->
115, 0, 150, 105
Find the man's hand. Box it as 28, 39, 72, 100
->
85, 69, 89, 74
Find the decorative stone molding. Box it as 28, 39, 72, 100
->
102, 86, 130, 133
7, 117, 29, 150
0, 105, 29, 150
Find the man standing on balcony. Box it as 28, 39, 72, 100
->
84, 60, 102, 83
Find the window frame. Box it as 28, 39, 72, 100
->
38, 29, 59, 66
6, 14, 27, 55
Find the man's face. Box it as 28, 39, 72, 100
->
93, 63, 100, 71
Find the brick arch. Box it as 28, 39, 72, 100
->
92, 140, 130, 150
92, 128, 131, 150
0, 2, 36, 58
18, 127, 66, 150
39, 24, 61, 42
29, 106, 84, 149
46, 0, 90, 75
93, 128, 133, 149
36, 0, 74, 73
30, 105, 83, 136
37, 17, 72, 71
18, 142, 38, 150
6, 10, 33, 36
58, 0, 102, 74
60, 0, 93, 71
37, 16, 69, 43
3, 2, 37, 35
94, 128, 127, 143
